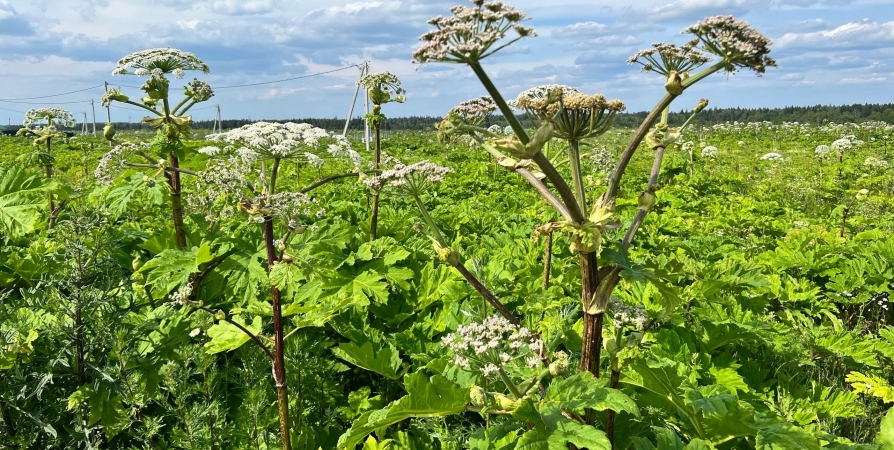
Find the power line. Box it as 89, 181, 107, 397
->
0, 105, 27, 114
215, 65, 360, 89
0, 85, 103, 101
0, 99, 93, 105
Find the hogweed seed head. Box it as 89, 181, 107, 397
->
413, 0, 536, 65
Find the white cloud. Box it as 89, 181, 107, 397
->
777, 20, 894, 50
552, 21, 662, 39
212, 0, 279, 15
639, 0, 770, 22
840, 76, 886, 84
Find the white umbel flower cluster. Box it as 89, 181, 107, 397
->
814, 144, 831, 159
700, 145, 719, 159
358, 71, 406, 104
206, 122, 356, 168
864, 157, 889, 169
23, 107, 76, 129
413, 0, 536, 64
831, 137, 853, 153
448, 96, 497, 124
362, 159, 453, 195
94, 141, 152, 185
627, 41, 711, 76
440, 315, 542, 375
759, 152, 783, 161
508, 84, 581, 109
112, 47, 209, 77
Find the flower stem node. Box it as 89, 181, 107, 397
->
638, 190, 657, 212
645, 123, 681, 150
604, 337, 619, 354
470, 385, 488, 407
665, 70, 684, 95
492, 393, 522, 412
434, 241, 461, 266
548, 351, 569, 376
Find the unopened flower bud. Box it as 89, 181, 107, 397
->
214, 310, 226, 321
549, 351, 569, 376
856, 188, 869, 199
103, 122, 116, 141
525, 122, 554, 155
470, 385, 487, 406
435, 244, 460, 266
693, 98, 709, 114
491, 136, 528, 158
276, 241, 287, 252
493, 393, 521, 412
132, 255, 143, 271
413, 222, 425, 233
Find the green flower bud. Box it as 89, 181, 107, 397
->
856, 188, 869, 199
549, 351, 569, 376
103, 122, 116, 141
214, 310, 226, 321
470, 385, 487, 406
524, 122, 554, 155
693, 98, 709, 114
492, 393, 521, 412
132, 255, 144, 271
434, 242, 460, 266
491, 136, 528, 158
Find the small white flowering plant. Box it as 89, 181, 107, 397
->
16, 107, 77, 227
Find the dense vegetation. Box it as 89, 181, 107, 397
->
3, 2, 894, 450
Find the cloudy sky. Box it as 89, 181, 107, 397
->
0, 0, 892, 124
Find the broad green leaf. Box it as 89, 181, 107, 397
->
337, 372, 468, 449
846, 372, 894, 403
270, 260, 306, 290
0, 166, 57, 237
332, 338, 405, 380
752, 418, 821, 450
516, 418, 610, 450
544, 371, 639, 417
877, 408, 894, 449
204, 316, 263, 354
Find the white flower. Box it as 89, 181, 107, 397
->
701, 146, 719, 159
413, 0, 536, 64
189, 328, 202, 338
831, 138, 853, 152
814, 145, 831, 159
94, 142, 151, 185
23, 107, 77, 129
760, 152, 783, 161
363, 159, 453, 195
112, 47, 209, 77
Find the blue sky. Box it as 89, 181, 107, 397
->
0, 0, 892, 124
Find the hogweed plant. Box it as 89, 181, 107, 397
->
16, 107, 76, 228
101, 47, 214, 248
177, 121, 356, 450
358, 71, 406, 240
338, 0, 781, 443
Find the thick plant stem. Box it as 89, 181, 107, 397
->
45, 138, 56, 228
542, 231, 553, 290
468, 62, 527, 143
622, 146, 666, 247
567, 140, 588, 214
579, 251, 603, 378
167, 154, 187, 249
370, 124, 381, 240
606, 368, 621, 445
264, 216, 292, 450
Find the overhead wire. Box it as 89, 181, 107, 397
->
0, 85, 103, 101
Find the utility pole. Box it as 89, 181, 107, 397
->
90, 100, 96, 136
104, 81, 112, 146
363, 62, 370, 152
343, 61, 369, 137
82, 112, 88, 134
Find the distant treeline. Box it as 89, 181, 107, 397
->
4, 103, 894, 133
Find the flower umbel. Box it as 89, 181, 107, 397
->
684, 15, 776, 75
358, 71, 406, 105
413, 0, 536, 65
627, 41, 711, 76
112, 47, 210, 77
362, 158, 453, 196
23, 107, 76, 129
